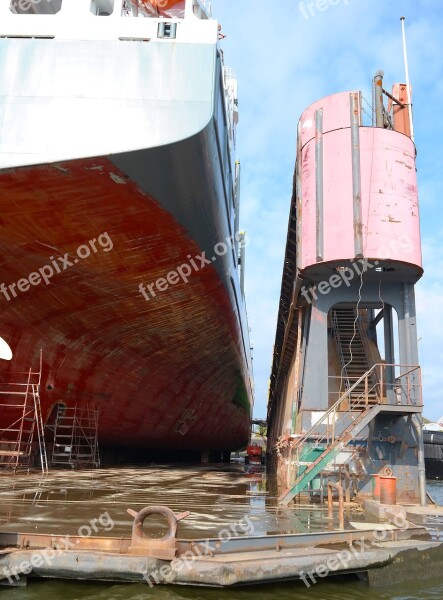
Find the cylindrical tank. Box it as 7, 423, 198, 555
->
297, 91, 422, 282
380, 475, 397, 505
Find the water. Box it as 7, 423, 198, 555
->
1, 574, 442, 600
0, 472, 441, 600
427, 480, 443, 505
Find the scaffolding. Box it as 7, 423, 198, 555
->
0, 352, 48, 474
50, 404, 100, 469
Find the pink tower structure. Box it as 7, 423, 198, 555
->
269, 71, 426, 507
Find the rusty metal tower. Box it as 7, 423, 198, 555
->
268, 72, 426, 506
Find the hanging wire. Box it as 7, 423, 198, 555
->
338, 266, 365, 400
362, 96, 374, 126
378, 275, 385, 314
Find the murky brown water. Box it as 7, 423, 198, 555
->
0, 465, 366, 538
0, 574, 442, 599
0, 467, 441, 599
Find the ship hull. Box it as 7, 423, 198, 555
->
0, 150, 250, 453
424, 432, 443, 480
0, 11, 253, 456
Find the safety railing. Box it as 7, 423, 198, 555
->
280, 364, 421, 488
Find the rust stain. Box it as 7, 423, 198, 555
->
395, 160, 413, 170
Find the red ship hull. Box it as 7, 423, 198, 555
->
0, 156, 251, 455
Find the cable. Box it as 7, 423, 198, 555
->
338, 266, 365, 400
346, 267, 364, 374
378, 275, 385, 315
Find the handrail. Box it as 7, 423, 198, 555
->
289, 363, 380, 452
279, 363, 421, 498
283, 363, 421, 458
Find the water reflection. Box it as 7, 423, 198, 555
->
0, 469, 442, 598
0, 575, 443, 600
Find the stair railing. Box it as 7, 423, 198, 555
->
287, 363, 421, 485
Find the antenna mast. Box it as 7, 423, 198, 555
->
400, 17, 414, 142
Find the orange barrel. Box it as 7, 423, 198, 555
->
379, 476, 397, 505
372, 474, 381, 500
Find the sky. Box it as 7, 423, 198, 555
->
212, 0, 443, 421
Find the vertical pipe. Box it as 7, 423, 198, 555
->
350, 93, 363, 258
412, 417, 427, 507
328, 483, 345, 530
373, 70, 385, 128
315, 108, 324, 262
239, 232, 246, 297
400, 17, 415, 142
328, 485, 333, 520
345, 467, 351, 504
338, 485, 344, 530
401, 282, 426, 505
379, 364, 384, 404
234, 161, 241, 260
384, 306, 396, 403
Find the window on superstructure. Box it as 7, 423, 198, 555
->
91, 0, 115, 15
9, 0, 62, 14
121, 0, 186, 19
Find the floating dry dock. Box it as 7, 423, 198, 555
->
0, 467, 442, 588
1, 508, 442, 587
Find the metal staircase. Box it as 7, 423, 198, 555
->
279, 404, 381, 504
51, 404, 100, 469
331, 309, 377, 406
279, 363, 422, 505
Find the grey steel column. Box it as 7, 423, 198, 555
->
399, 282, 426, 506
315, 108, 324, 262
374, 70, 384, 128
300, 298, 328, 414
383, 306, 395, 403
350, 92, 363, 258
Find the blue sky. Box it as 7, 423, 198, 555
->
213, 0, 443, 421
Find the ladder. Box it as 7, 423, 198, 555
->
32, 383, 48, 474
0, 353, 48, 474
51, 404, 100, 468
